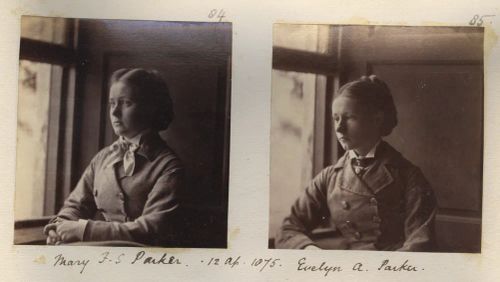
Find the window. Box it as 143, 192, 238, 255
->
15, 16, 76, 222
269, 24, 337, 238
15, 61, 61, 220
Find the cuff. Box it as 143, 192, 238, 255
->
302, 243, 320, 249
76, 219, 89, 241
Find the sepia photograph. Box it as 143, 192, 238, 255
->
14, 16, 232, 248
269, 24, 483, 252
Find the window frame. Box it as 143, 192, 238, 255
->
16, 18, 78, 222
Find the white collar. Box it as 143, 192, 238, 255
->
349, 140, 381, 159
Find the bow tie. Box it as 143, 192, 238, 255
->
110, 139, 140, 176
351, 157, 375, 176
352, 157, 375, 168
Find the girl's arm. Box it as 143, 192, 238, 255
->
398, 167, 438, 251
275, 168, 332, 249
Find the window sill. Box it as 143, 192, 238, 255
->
14, 216, 52, 245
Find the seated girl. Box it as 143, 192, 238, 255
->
275, 75, 437, 251
44, 68, 184, 246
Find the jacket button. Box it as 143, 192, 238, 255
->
370, 197, 378, 206
341, 200, 350, 210
373, 216, 382, 223
354, 232, 361, 240
345, 220, 354, 228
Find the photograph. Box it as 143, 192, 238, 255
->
14, 16, 232, 248
2, 0, 500, 280
269, 24, 483, 252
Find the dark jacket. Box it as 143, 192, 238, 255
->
275, 141, 437, 251
55, 132, 184, 246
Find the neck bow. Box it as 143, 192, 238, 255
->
351, 157, 375, 176
109, 138, 141, 176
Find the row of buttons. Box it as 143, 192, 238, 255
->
340, 197, 381, 240
93, 190, 126, 201
341, 197, 378, 210
343, 221, 361, 239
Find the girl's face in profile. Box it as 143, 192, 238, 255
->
109, 81, 153, 139
331, 95, 383, 155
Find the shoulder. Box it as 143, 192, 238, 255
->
312, 161, 343, 188
318, 164, 339, 178
379, 142, 431, 188
139, 132, 184, 171
86, 145, 116, 169
141, 134, 185, 178
308, 150, 351, 187
154, 145, 184, 173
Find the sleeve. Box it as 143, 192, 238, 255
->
82, 166, 184, 245
274, 168, 331, 249
397, 167, 438, 252
54, 159, 98, 222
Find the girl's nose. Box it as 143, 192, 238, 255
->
111, 104, 121, 117
335, 118, 346, 133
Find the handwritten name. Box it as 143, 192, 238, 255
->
378, 259, 419, 272
53, 254, 90, 274
297, 257, 343, 277
131, 251, 181, 265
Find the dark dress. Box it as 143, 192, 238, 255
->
275, 141, 437, 251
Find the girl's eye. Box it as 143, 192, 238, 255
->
123, 100, 135, 107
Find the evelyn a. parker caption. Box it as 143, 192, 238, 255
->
44, 251, 425, 276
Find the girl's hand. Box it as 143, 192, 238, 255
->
304, 245, 322, 250
43, 222, 61, 245
46, 230, 61, 245
54, 219, 87, 243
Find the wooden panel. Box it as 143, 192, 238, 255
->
14, 226, 46, 245
435, 217, 481, 253
373, 64, 483, 212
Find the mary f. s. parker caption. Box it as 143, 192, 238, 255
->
45, 250, 424, 276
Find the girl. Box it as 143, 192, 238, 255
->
44, 68, 184, 246
275, 75, 437, 251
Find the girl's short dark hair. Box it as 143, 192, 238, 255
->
110, 68, 174, 131
337, 75, 398, 136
